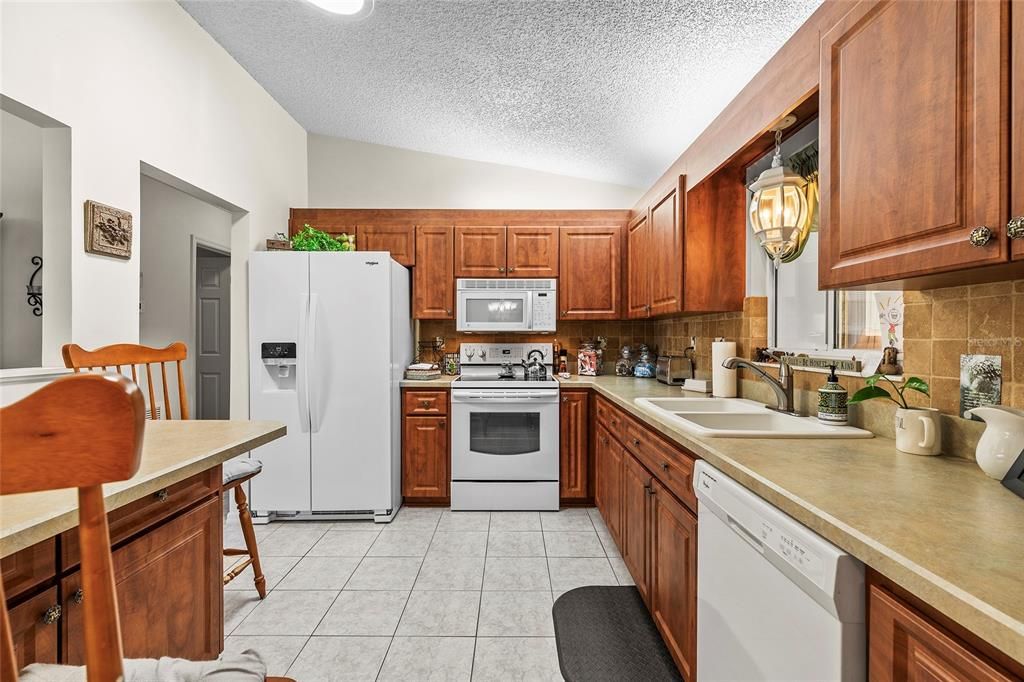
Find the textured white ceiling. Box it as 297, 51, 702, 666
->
179, 0, 823, 188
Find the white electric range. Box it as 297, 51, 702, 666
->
450, 343, 560, 511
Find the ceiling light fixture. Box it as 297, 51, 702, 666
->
748, 115, 809, 267
305, 0, 373, 18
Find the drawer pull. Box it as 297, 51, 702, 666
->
41, 604, 61, 625
968, 226, 993, 247
420, 400, 431, 408
1008, 216, 1024, 240
154, 488, 169, 502
72, 588, 84, 605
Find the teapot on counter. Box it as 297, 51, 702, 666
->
963, 405, 1024, 479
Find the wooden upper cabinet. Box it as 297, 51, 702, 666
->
559, 389, 590, 501
507, 226, 559, 277
558, 225, 622, 319
454, 226, 507, 277
358, 224, 415, 266
684, 171, 745, 312
1012, 3, 1024, 261
650, 481, 697, 681
648, 183, 683, 316
819, 0, 1010, 288
868, 585, 1015, 682
626, 212, 651, 318
413, 225, 455, 319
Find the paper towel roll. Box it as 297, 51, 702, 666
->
711, 340, 737, 398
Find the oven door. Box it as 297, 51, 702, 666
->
451, 390, 559, 481
456, 290, 533, 332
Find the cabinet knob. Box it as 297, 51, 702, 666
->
632, 438, 641, 446
561, 311, 567, 316
508, 267, 515, 273
498, 267, 505, 273
601, 437, 609, 445
1008, 216, 1024, 240
72, 588, 84, 605
969, 226, 993, 247
154, 488, 169, 502
660, 462, 669, 471
445, 308, 452, 315
41, 604, 62, 625
420, 400, 431, 407
438, 420, 446, 430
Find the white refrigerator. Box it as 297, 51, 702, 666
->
248, 251, 412, 521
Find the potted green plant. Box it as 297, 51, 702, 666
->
290, 224, 355, 252
848, 375, 939, 455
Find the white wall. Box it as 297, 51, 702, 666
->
1, 0, 308, 416
140, 175, 232, 415
0, 111, 44, 369
308, 133, 642, 209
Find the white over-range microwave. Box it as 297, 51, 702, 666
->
456, 278, 557, 333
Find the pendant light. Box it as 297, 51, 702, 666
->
748, 117, 809, 266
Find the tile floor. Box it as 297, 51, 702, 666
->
223, 506, 633, 680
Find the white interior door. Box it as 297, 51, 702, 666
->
195, 250, 230, 419
309, 252, 392, 512
248, 251, 312, 513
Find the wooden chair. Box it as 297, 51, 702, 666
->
62, 343, 269, 598
0, 374, 293, 682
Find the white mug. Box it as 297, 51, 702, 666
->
894, 407, 942, 456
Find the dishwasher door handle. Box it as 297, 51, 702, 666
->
727, 516, 765, 554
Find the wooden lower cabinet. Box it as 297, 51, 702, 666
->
559, 389, 590, 502
650, 479, 697, 680
401, 389, 451, 504
621, 452, 652, 604
869, 585, 1017, 682
7, 587, 60, 669
62, 496, 223, 663
594, 424, 623, 546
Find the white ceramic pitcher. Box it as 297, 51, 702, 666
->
963, 405, 1024, 479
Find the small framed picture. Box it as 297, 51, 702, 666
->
85, 200, 133, 259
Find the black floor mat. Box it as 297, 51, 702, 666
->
552, 585, 685, 682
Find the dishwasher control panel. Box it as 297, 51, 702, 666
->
697, 468, 825, 587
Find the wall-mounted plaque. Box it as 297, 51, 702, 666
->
84, 200, 133, 259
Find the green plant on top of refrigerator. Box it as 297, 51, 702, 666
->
291, 224, 356, 252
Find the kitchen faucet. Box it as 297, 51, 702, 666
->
721, 357, 796, 415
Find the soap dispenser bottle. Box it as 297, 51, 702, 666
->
817, 364, 848, 425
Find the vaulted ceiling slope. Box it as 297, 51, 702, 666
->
179, 0, 822, 189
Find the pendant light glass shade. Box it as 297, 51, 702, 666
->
748, 131, 810, 264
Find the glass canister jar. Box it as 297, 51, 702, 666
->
633, 344, 656, 378
615, 345, 635, 376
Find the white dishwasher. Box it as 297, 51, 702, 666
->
693, 461, 866, 681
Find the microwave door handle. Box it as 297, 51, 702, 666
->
523, 293, 533, 329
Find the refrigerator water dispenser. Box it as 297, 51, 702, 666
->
261, 342, 297, 386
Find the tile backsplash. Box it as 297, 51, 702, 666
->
418, 281, 1021, 459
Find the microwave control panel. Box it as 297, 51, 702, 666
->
532, 291, 557, 329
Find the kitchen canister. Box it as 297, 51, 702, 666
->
711, 339, 737, 398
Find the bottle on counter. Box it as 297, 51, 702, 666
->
817, 364, 848, 425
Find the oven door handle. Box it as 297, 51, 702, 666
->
451, 391, 560, 403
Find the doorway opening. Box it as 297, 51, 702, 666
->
193, 242, 231, 419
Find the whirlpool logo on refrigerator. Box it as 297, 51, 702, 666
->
364, 261, 380, 266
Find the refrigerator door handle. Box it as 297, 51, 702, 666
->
308, 292, 322, 434
296, 293, 311, 433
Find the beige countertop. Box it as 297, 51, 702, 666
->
399, 375, 459, 388
563, 375, 1024, 665
0, 420, 286, 558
